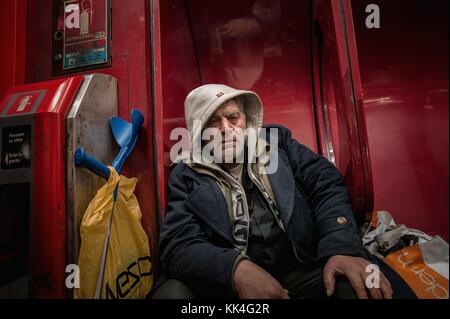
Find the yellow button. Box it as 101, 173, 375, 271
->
336, 216, 347, 225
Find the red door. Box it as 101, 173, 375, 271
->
153, 0, 318, 219
351, 0, 449, 239
313, 0, 448, 238
312, 0, 374, 222
153, 0, 374, 226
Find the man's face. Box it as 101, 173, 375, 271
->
204, 99, 246, 163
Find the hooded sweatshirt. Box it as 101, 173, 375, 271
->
180, 83, 279, 254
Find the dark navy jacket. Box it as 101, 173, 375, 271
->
157, 125, 369, 297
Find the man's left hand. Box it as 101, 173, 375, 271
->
323, 255, 393, 299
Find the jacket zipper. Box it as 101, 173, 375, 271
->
248, 165, 315, 263
247, 166, 285, 231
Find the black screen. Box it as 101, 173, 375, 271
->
0, 183, 30, 286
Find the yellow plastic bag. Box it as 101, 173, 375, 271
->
74, 167, 153, 299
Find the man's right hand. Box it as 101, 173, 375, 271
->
233, 259, 290, 299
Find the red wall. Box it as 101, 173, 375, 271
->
352, 0, 449, 239
154, 0, 317, 219
0, 0, 27, 98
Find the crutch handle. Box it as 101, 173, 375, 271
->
74, 147, 110, 180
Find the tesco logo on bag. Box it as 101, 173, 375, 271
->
104, 256, 153, 299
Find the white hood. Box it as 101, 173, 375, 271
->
184, 83, 264, 157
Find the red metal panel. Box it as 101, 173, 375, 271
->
351, 0, 449, 239
120, 0, 158, 262
151, 0, 165, 225
0, 76, 84, 298
33, 77, 83, 298
342, 0, 374, 216
313, 0, 374, 217
152, 0, 202, 221
0, 0, 27, 99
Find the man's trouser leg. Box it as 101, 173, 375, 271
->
151, 279, 196, 299
277, 263, 357, 299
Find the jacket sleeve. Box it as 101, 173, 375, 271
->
272, 125, 368, 262
158, 164, 240, 297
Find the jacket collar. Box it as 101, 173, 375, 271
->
181, 166, 234, 243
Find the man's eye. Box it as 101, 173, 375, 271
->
208, 118, 219, 126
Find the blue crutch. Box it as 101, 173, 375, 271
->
74, 109, 144, 298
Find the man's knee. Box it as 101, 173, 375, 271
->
151, 279, 196, 299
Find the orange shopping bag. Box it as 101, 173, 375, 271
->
383, 236, 448, 299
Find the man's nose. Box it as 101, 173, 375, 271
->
220, 118, 232, 133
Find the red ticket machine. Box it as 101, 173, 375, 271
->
0, 74, 118, 298
0, 76, 82, 298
